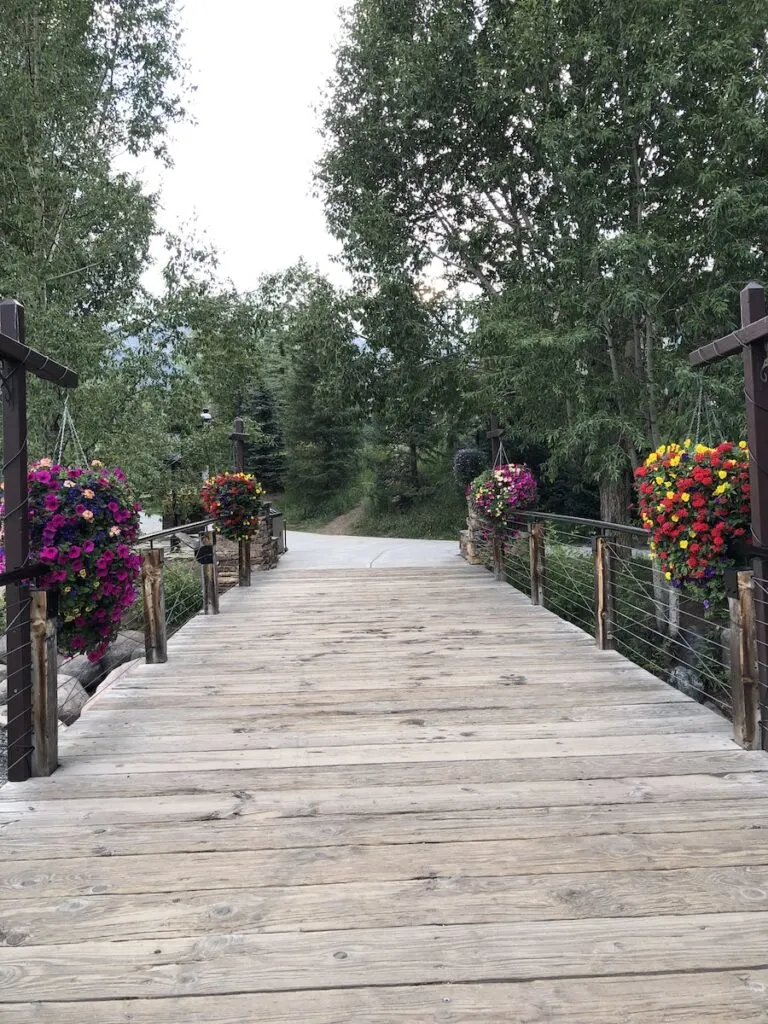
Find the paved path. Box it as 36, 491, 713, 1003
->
1, 558, 768, 1021
283, 529, 460, 569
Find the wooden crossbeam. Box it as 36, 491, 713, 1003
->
688, 313, 768, 366
0, 300, 78, 388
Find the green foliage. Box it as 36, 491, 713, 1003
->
356, 455, 467, 539
162, 487, 204, 524
0, 0, 187, 461
245, 388, 285, 493
280, 274, 365, 514
320, 0, 768, 519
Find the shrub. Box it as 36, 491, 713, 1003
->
452, 447, 487, 491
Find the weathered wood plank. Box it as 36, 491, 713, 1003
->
7, 749, 766, 800
4, 772, 768, 827
6, 971, 768, 1024
3, 829, 767, 901
5, 799, 768, 859
58, 732, 737, 775
2, 914, 768, 1001
4, 865, 768, 946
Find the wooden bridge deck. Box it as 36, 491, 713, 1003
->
2, 564, 768, 1022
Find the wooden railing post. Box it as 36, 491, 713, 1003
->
729, 570, 759, 749
594, 534, 616, 650
141, 549, 168, 664
529, 522, 545, 605
238, 539, 251, 586
491, 535, 503, 581
200, 527, 220, 614
30, 589, 58, 776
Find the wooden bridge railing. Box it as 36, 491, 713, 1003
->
463, 510, 762, 751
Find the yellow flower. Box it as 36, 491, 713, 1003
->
671, 514, 679, 523
695, 444, 708, 454
681, 492, 690, 502
647, 453, 658, 464
669, 456, 680, 467
718, 470, 727, 480
739, 440, 748, 450
679, 540, 689, 549
666, 490, 675, 500
664, 571, 672, 580
655, 476, 665, 485
714, 483, 727, 496
658, 445, 666, 455
684, 438, 692, 448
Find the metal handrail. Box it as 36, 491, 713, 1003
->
509, 509, 650, 539
138, 519, 215, 547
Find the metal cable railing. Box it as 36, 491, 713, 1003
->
471, 512, 743, 730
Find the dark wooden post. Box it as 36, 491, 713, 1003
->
487, 415, 505, 466
231, 416, 246, 473
741, 283, 768, 750
729, 570, 760, 749
200, 527, 220, 614
0, 298, 77, 780
529, 522, 545, 606
230, 416, 252, 588
30, 590, 58, 777
594, 534, 616, 650
1, 300, 32, 781
141, 549, 168, 664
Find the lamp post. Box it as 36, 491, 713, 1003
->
200, 407, 213, 482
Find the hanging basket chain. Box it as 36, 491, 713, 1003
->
53, 395, 88, 467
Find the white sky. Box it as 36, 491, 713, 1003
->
135, 0, 351, 293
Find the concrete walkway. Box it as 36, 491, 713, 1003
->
282, 530, 460, 570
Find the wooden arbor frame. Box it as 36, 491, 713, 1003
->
1, 299, 78, 781
689, 282, 768, 751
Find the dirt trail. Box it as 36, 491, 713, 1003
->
317, 505, 364, 535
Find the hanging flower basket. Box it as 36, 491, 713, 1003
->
635, 440, 751, 607
468, 463, 538, 538
0, 460, 142, 661
200, 472, 265, 540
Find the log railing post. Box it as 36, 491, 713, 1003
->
30, 589, 58, 777
529, 522, 545, 605
729, 570, 760, 749
238, 539, 251, 586
201, 527, 220, 614
594, 534, 616, 650
141, 549, 168, 664
492, 534, 503, 582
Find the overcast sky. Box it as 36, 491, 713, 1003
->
136, 0, 351, 293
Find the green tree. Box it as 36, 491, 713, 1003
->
0, 0, 187, 459
320, 0, 768, 520
279, 274, 365, 512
